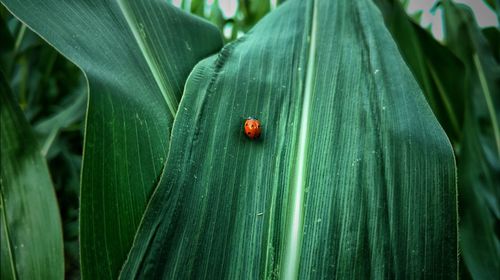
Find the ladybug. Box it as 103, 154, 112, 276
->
244, 117, 262, 139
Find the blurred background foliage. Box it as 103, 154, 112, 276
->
0, 0, 498, 279
1, 5, 85, 279
375, 1, 500, 278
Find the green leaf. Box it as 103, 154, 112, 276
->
33, 88, 87, 156
0, 73, 64, 280
377, 1, 500, 278
121, 0, 457, 278
441, 2, 500, 278
374, 0, 466, 143
482, 27, 500, 63
458, 113, 500, 280
0, 9, 14, 69
0, 0, 223, 278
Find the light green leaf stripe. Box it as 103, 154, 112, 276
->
122, 0, 457, 278
281, 0, 317, 278
472, 53, 500, 157
0, 0, 223, 278
0, 74, 64, 280
117, 0, 182, 116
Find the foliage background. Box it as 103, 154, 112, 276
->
1, 6, 84, 279
0, 0, 498, 279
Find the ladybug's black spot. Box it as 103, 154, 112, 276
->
251, 125, 254, 128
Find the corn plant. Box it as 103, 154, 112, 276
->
4, 0, 496, 279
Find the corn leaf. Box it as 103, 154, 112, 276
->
374, 0, 466, 143
375, 1, 500, 278
121, 0, 457, 278
0, 0, 223, 278
0, 73, 64, 280
442, 2, 500, 278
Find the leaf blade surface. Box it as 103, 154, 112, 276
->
0, 74, 64, 280
0, 0, 223, 278
122, 0, 458, 278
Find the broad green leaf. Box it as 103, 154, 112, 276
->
121, 0, 457, 278
2, 15, 85, 278
442, 2, 500, 278
0, 73, 64, 280
0, 0, 223, 278
378, 1, 500, 278
374, 0, 466, 143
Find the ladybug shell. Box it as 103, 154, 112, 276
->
244, 118, 261, 139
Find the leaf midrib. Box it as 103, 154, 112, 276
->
117, 0, 178, 117
280, 0, 318, 278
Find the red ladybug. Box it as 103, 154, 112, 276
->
244, 117, 261, 139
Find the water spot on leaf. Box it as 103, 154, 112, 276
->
138, 23, 146, 39
184, 41, 192, 51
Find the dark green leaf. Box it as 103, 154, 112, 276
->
0, 0, 223, 278
442, 2, 500, 278
374, 0, 466, 143
483, 27, 500, 63
33, 88, 87, 156
0, 73, 64, 280
122, 0, 457, 278
0, 11, 14, 76
458, 113, 500, 280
